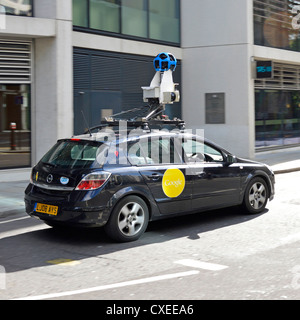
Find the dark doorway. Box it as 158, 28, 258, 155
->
0, 84, 31, 169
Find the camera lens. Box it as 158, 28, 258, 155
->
161, 61, 168, 70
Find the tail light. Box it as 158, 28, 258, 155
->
75, 172, 111, 191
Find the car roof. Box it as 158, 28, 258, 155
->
68, 128, 232, 155
71, 129, 198, 142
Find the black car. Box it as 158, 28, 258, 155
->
25, 129, 275, 242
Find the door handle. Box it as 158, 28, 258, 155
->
198, 172, 212, 179
197, 172, 206, 178
148, 173, 160, 181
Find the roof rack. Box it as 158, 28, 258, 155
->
85, 103, 186, 134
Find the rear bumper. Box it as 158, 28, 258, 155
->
24, 196, 110, 228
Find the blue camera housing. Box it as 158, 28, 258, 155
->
153, 52, 177, 72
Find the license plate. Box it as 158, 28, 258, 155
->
34, 203, 58, 216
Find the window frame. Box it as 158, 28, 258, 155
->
1, 0, 33, 17
121, 0, 148, 38
73, 0, 181, 47
89, 0, 121, 34
253, 0, 300, 52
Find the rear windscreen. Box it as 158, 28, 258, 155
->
40, 140, 108, 169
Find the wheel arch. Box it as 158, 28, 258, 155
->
243, 170, 272, 199
108, 187, 159, 221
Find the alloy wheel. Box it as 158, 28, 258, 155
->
117, 202, 145, 236
248, 181, 267, 210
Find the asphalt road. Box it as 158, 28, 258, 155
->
1, 172, 300, 302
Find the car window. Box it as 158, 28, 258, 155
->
127, 142, 149, 165
71, 145, 100, 161
180, 139, 204, 163
127, 137, 182, 165
41, 140, 108, 168
203, 144, 224, 162
180, 138, 224, 163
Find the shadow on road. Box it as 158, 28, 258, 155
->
1, 206, 268, 273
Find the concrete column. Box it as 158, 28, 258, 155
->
181, 0, 255, 158
32, 0, 73, 163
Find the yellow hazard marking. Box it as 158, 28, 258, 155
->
46, 259, 80, 266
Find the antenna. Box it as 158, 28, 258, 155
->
81, 110, 92, 137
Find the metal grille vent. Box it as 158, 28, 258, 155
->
255, 62, 300, 90
0, 39, 31, 83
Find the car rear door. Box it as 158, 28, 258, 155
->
127, 135, 192, 215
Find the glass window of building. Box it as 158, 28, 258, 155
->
121, 0, 147, 38
73, 0, 180, 44
0, 39, 31, 169
255, 90, 300, 147
149, 0, 180, 43
0, 0, 32, 16
255, 62, 300, 148
73, 0, 88, 27
90, 0, 120, 33
0, 85, 31, 169
254, 0, 300, 52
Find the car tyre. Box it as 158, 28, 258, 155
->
242, 177, 269, 214
105, 195, 149, 242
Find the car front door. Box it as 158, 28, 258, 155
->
180, 136, 241, 211
127, 135, 192, 215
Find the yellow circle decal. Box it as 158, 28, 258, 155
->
162, 168, 185, 198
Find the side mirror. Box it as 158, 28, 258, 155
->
225, 154, 236, 165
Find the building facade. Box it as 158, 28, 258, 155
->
0, 0, 300, 172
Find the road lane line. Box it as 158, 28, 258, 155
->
280, 233, 300, 244
0, 216, 30, 224
175, 259, 228, 271
12, 270, 200, 300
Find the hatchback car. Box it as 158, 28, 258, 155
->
25, 129, 275, 242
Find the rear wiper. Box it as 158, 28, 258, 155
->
42, 161, 57, 168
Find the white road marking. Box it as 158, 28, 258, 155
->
0, 216, 30, 224
280, 233, 300, 245
175, 259, 228, 271
12, 270, 200, 300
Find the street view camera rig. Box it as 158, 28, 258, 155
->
97, 52, 185, 132
142, 52, 180, 109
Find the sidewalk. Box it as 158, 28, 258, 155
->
0, 168, 31, 218
255, 146, 300, 174
0, 146, 299, 218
